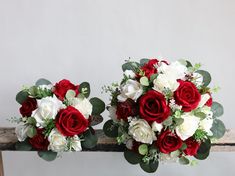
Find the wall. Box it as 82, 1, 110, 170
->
0, 0, 234, 175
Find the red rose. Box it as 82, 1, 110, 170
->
54, 79, 79, 101
56, 106, 88, 136
205, 94, 213, 107
139, 90, 171, 123
116, 99, 137, 121
157, 130, 182, 154
174, 80, 201, 112
29, 128, 49, 150
183, 137, 200, 156
19, 98, 37, 117
141, 59, 159, 78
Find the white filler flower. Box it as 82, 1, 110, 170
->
32, 96, 64, 127
118, 79, 143, 102
48, 129, 67, 152
176, 113, 200, 140
129, 119, 156, 144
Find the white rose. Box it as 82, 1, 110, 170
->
152, 121, 163, 132
48, 129, 67, 152
32, 96, 64, 127
71, 97, 92, 118
176, 113, 200, 140
15, 125, 30, 142
124, 70, 136, 78
129, 119, 156, 144
118, 79, 143, 102
153, 74, 180, 93
70, 135, 82, 151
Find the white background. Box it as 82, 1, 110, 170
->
0, 0, 234, 175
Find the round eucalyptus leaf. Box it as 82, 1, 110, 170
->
35, 78, 52, 86
179, 156, 190, 165
79, 82, 90, 98
140, 58, 150, 66
211, 119, 226, 139
195, 138, 211, 160
81, 128, 98, 149
90, 97, 105, 115
124, 150, 142, 165
195, 151, 210, 160
139, 160, 159, 173
89, 115, 103, 126
16, 91, 29, 105
15, 141, 32, 151
26, 126, 37, 138
38, 151, 57, 162
196, 70, 211, 87
138, 144, 148, 155
211, 102, 224, 118
103, 120, 119, 138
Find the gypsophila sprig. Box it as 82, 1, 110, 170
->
103, 58, 225, 173
12, 78, 105, 161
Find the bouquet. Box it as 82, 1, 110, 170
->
103, 58, 225, 173
13, 78, 105, 161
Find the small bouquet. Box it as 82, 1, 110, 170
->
103, 58, 225, 173
13, 78, 105, 161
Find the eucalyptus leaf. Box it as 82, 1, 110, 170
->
138, 144, 148, 155
211, 102, 224, 118
122, 62, 140, 72
16, 91, 29, 104
174, 118, 184, 126
35, 78, 52, 86
163, 116, 173, 126
150, 74, 158, 82
196, 70, 211, 87
15, 141, 32, 151
38, 151, 57, 162
81, 128, 98, 149
139, 160, 159, 173
65, 89, 76, 100
89, 115, 104, 126
179, 156, 190, 165
26, 126, 37, 138
140, 58, 150, 66
27, 117, 37, 125
211, 119, 226, 139
90, 97, 105, 115
79, 82, 90, 98
194, 138, 211, 160
103, 120, 119, 138
194, 112, 207, 119
124, 150, 142, 165
140, 76, 149, 86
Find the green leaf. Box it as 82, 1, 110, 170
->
16, 91, 29, 104
89, 115, 103, 126
15, 141, 32, 151
81, 128, 98, 149
138, 144, 148, 155
179, 156, 190, 165
26, 117, 37, 125
140, 76, 149, 86
90, 97, 105, 115
174, 118, 184, 126
122, 62, 140, 72
180, 143, 188, 151
103, 120, 119, 138
211, 119, 226, 139
79, 82, 90, 98
38, 151, 57, 162
124, 150, 142, 165
211, 102, 224, 118
196, 70, 211, 87
150, 74, 158, 82
35, 78, 52, 86
178, 59, 192, 68
195, 138, 211, 160
26, 126, 37, 138
140, 58, 150, 66
163, 116, 173, 126
139, 160, 159, 173
194, 112, 207, 119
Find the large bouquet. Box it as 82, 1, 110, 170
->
13, 78, 105, 161
103, 59, 225, 173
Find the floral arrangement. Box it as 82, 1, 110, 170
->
13, 78, 105, 161
103, 58, 225, 173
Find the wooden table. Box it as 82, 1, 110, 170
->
0, 128, 235, 176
